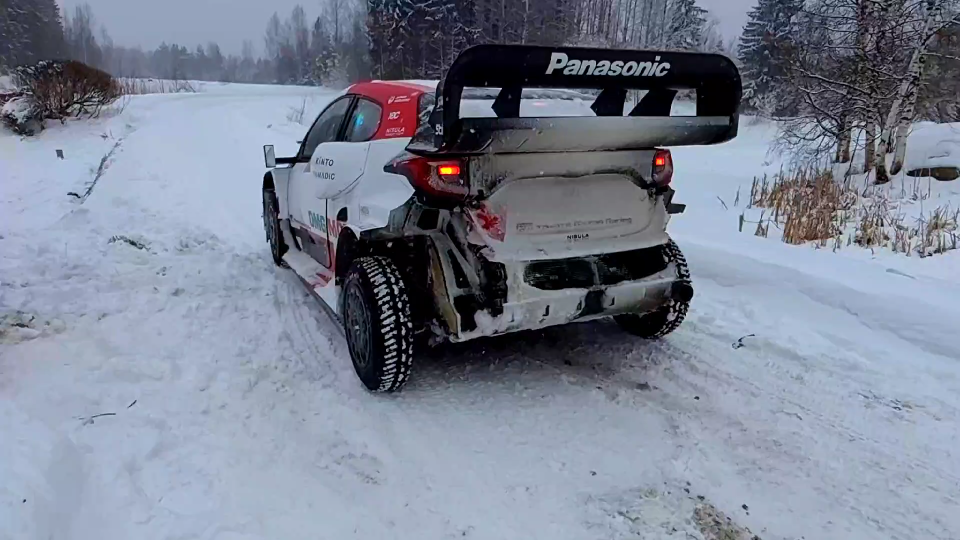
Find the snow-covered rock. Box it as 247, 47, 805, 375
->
905, 122, 960, 181
1, 94, 42, 135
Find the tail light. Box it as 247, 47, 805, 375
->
652, 149, 673, 186
386, 154, 468, 201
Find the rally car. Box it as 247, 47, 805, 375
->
261, 44, 742, 392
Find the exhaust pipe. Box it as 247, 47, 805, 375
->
670, 281, 694, 303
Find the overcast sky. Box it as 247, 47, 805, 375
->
57, 0, 754, 56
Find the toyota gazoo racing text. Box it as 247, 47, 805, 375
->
260, 44, 743, 392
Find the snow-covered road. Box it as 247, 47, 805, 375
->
2, 85, 959, 540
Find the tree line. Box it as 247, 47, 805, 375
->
3, 0, 958, 174
365, 0, 733, 80
3, 0, 732, 85
1, 0, 372, 86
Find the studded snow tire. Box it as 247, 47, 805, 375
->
343, 256, 415, 392
614, 240, 692, 339
262, 187, 287, 267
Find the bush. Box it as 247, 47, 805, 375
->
13, 60, 120, 122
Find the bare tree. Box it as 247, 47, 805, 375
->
885, 0, 960, 176
776, 0, 956, 180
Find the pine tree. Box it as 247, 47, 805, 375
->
666, 0, 707, 52
309, 16, 336, 84
737, 0, 802, 114
1, 0, 66, 69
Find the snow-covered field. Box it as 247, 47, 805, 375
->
2, 83, 960, 540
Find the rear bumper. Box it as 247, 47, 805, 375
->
450, 262, 684, 342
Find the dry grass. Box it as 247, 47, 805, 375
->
287, 97, 307, 125
744, 168, 958, 257
920, 205, 960, 256
748, 169, 857, 246
693, 503, 760, 540
118, 78, 197, 95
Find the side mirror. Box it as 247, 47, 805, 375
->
263, 145, 276, 168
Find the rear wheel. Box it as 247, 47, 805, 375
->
262, 187, 287, 267
343, 256, 415, 392
615, 240, 692, 339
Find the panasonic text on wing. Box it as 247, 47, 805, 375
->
545, 52, 671, 77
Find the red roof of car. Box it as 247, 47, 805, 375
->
347, 81, 434, 140
348, 80, 434, 103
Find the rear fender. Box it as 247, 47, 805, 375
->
352, 140, 415, 230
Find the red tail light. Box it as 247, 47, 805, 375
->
652, 149, 673, 186
387, 155, 468, 200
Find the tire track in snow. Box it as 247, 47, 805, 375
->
639, 292, 960, 540
271, 272, 343, 387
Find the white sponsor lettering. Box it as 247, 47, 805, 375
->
545, 52, 671, 77
388, 111, 401, 120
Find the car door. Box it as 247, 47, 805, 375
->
288, 95, 353, 268
322, 97, 383, 235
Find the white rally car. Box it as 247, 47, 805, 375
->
261, 44, 742, 392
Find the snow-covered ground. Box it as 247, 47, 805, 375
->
2, 84, 960, 540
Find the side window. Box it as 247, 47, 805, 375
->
301, 97, 352, 157
344, 98, 382, 142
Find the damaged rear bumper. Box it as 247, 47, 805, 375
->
449, 261, 687, 343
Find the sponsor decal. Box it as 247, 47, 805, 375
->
566, 232, 590, 242
313, 156, 335, 180
387, 111, 401, 120
387, 94, 413, 104
307, 210, 344, 238
518, 217, 634, 232
545, 52, 671, 77
385, 126, 406, 136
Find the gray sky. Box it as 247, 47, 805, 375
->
58, 0, 753, 56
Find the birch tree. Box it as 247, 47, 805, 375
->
885, 0, 960, 177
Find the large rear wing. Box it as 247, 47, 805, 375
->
408, 44, 742, 155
